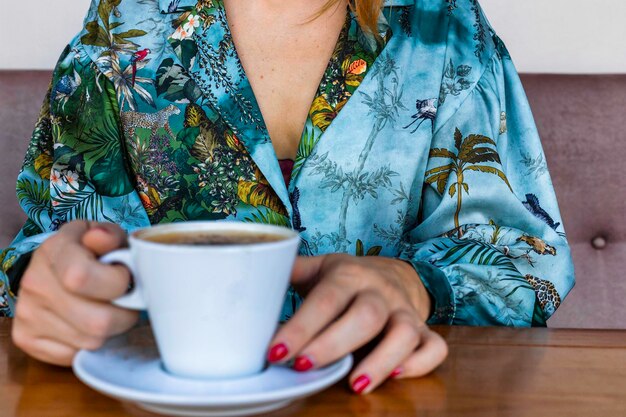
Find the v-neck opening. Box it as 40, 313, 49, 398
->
182, 1, 395, 212
220, 4, 352, 162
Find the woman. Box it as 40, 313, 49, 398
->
1, 0, 574, 394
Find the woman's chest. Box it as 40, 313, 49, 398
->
224, 1, 348, 160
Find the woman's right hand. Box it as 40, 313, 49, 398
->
11, 221, 138, 366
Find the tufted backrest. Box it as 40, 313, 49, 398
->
521, 75, 626, 329
0, 71, 50, 249
0, 71, 624, 328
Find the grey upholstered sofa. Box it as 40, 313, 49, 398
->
1, 71, 624, 329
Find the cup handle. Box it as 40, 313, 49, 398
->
100, 249, 146, 310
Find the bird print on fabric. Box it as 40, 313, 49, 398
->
522, 194, 562, 233
517, 235, 557, 256
136, 175, 161, 215
404, 98, 438, 133
289, 187, 306, 234
131, 49, 151, 87
289, 187, 315, 256
50, 70, 82, 110
167, 0, 181, 13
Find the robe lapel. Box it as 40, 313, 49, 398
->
164, 2, 292, 217
290, 5, 446, 196
160, 1, 421, 219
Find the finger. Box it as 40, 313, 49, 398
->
291, 291, 388, 372
56, 220, 90, 242
20, 245, 130, 311
12, 322, 77, 366
348, 310, 421, 394
290, 256, 326, 286
52, 240, 131, 300
25, 338, 77, 367
20, 252, 137, 339
37, 221, 90, 264
82, 222, 128, 256
268, 278, 355, 364
395, 326, 448, 379
53, 292, 139, 340
15, 300, 108, 352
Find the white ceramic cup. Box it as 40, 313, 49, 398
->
100, 221, 300, 380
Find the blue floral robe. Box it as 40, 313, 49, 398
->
0, 0, 575, 326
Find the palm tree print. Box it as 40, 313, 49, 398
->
81, 0, 153, 111
308, 54, 405, 252
355, 239, 382, 257
426, 128, 512, 230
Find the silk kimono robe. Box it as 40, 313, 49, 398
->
0, 0, 575, 326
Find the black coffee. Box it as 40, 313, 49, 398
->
143, 230, 286, 246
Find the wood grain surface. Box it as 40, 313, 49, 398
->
1, 319, 625, 417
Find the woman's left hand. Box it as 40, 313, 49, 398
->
267, 254, 448, 394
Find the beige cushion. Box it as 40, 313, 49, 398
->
0, 71, 49, 247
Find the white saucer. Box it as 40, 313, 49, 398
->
72, 326, 352, 416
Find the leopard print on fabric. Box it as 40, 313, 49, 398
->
525, 274, 561, 314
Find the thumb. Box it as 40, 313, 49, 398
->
81, 222, 128, 256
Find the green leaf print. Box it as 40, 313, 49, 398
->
90, 155, 131, 196
183, 198, 226, 221
156, 59, 182, 92
292, 127, 318, 180
171, 148, 196, 175
83, 0, 146, 53
116, 29, 148, 40
177, 126, 200, 149
16, 179, 51, 227
169, 39, 199, 69
434, 238, 509, 268
58, 82, 133, 197
355, 239, 383, 257
432, 238, 532, 295
97, 0, 121, 30
243, 208, 290, 227
22, 219, 44, 238
183, 79, 202, 103
82, 21, 109, 47
52, 185, 113, 222
156, 58, 201, 103
531, 299, 547, 327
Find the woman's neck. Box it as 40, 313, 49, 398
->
223, 0, 349, 161
230, 0, 348, 24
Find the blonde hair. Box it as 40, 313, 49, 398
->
320, 0, 384, 35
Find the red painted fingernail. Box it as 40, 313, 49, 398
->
267, 343, 289, 363
293, 355, 314, 372
390, 367, 403, 378
351, 374, 371, 394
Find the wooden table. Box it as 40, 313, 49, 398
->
1, 319, 625, 417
